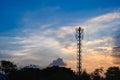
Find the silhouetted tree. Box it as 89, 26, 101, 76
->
8, 66, 77, 80
8, 65, 41, 80
41, 66, 77, 80
4, 60, 120, 80
0, 60, 17, 75
91, 67, 103, 80
81, 70, 91, 80
23, 64, 40, 68
105, 66, 120, 80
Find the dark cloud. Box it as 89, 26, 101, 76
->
112, 27, 120, 64
112, 50, 120, 64
112, 47, 120, 57
112, 26, 120, 46
49, 58, 66, 67
113, 59, 120, 65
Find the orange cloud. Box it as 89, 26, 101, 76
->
82, 53, 114, 73
61, 41, 118, 72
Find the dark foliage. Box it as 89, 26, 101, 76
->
41, 66, 76, 80
0, 60, 120, 80
105, 66, 120, 80
0, 60, 17, 75
91, 67, 104, 80
81, 70, 91, 80
8, 66, 76, 80
8, 66, 41, 80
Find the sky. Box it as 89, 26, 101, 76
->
0, 0, 120, 72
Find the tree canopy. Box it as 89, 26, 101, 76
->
0, 60, 120, 80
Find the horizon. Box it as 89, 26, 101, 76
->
0, 0, 120, 72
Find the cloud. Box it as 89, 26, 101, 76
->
112, 46, 120, 64
0, 8, 120, 72
81, 11, 120, 40
81, 11, 120, 66
113, 59, 120, 65
112, 47, 120, 57
49, 58, 66, 67
0, 51, 12, 59
104, 23, 120, 65
0, 37, 23, 50
88, 12, 120, 23
82, 53, 114, 73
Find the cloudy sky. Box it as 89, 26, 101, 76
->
0, 0, 120, 72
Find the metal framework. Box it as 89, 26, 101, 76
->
75, 27, 84, 76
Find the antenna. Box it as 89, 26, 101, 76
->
75, 27, 84, 76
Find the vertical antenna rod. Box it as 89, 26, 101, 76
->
75, 27, 84, 76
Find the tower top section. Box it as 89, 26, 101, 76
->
75, 27, 84, 40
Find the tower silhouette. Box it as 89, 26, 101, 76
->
75, 27, 84, 76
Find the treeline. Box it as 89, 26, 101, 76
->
0, 60, 120, 80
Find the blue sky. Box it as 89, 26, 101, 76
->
0, 0, 120, 32
0, 0, 120, 71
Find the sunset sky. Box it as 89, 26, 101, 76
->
0, 0, 120, 72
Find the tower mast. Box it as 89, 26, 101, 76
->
75, 27, 84, 76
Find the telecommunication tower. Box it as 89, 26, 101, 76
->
75, 27, 84, 76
